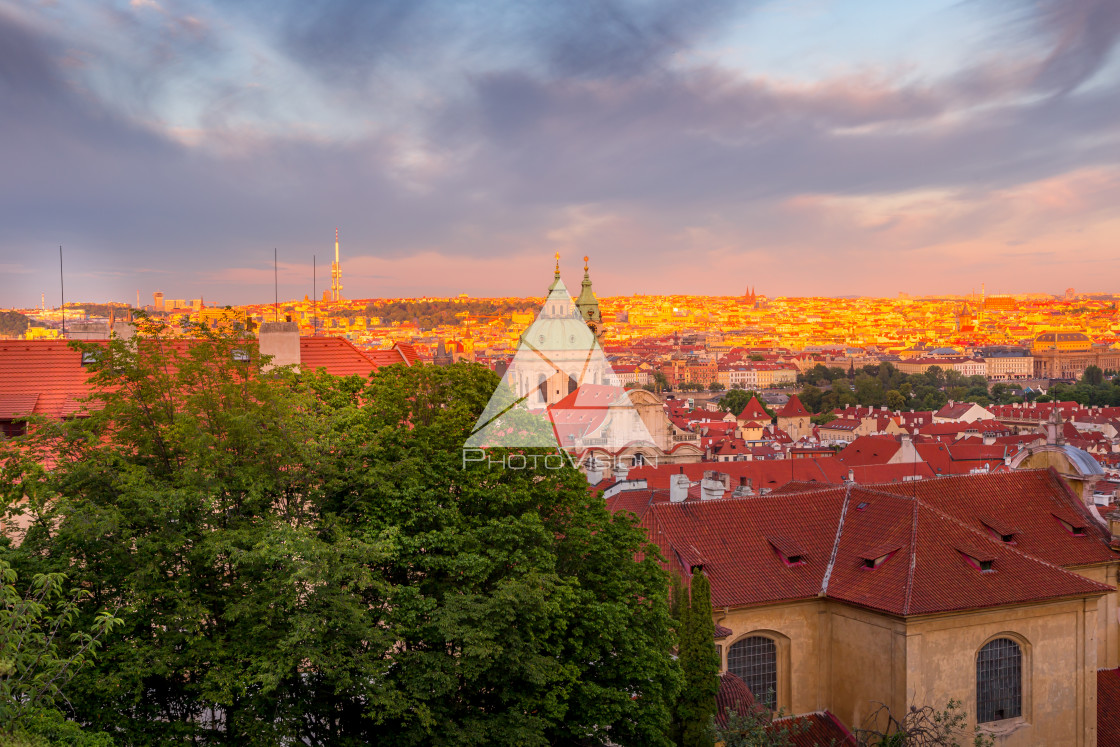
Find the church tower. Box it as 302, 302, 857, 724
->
575, 255, 603, 340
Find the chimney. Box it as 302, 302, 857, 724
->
898, 433, 919, 463
1105, 508, 1120, 550
585, 457, 604, 485
847, 468, 855, 482
982, 433, 996, 446
700, 470, 729, 500
259, 321, 301, 371
670, 473, 691, 503
612, 460, 629, 482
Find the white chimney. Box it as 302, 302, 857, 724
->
700, 470, 729, 500
612, 460, 629, 482
847, 468, 855, 482
259, 321, 301, 371
670, 473, 691, 503
585, 457, 604, 485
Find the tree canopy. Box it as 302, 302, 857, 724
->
0, 323, 680, 746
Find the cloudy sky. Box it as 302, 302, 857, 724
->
1, 0, 1118, 306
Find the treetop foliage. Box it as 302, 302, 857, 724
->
0, 322, 680, 746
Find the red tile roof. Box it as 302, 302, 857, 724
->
737, 396, 771, 422
1099, 669, 1120, 747
781, 712, 856, 746
300, 337, 384, 376
0, 337, 405, 424
778, 395, 809, 418
716, 672, 759, 725
0, 341, 98, 419
641, 473, 1113, 617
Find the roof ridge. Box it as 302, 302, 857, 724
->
819, 483, 851, 597
902, 497, 920, 615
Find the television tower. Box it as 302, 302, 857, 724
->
330, 228, 343, 303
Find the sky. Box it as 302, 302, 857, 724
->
1, 0, 1119, 306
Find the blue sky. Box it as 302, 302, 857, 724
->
1, 0, 1118, 306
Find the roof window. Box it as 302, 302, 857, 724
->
767, 536, 806, 567
860, 545, 898, 569
958, 548, 996, 573
81, 351, 99, 365
1053, 515, 1086, 536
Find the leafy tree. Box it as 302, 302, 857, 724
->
674, 569, 719, 747
714, 706, 807, 747
0, 310, 31, 338
854, 373, 886, 407
708, 382, 725, 391
1, 324, 681, 745
886, 390, 906, 411
1083, 365, 1104, 386
0, 561, 120, 746
799, 385, 823, 413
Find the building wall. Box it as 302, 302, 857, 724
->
714, 595, 1105, 746
905, 598, 1098, 746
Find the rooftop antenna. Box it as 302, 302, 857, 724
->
59, 246, 65, 336
274, 248, 279, 322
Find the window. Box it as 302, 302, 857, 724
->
977, 638, 1022, 723
1, 420, 27, 439
727, 636, 777, 709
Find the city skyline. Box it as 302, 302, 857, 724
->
1, 0, 1119, 306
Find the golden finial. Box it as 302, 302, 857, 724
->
583, 255, 589, 272
554, 252, 560, 275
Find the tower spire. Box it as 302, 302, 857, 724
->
330, 228, 343, 302
575, 254, 602, 338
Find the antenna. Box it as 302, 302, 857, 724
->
313, 254, 317, 334
59, 246, 65, 336
274, 248, 279, 322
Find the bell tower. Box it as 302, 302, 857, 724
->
575, 255, 603, 340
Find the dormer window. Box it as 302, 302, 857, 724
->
981, 518, 1018, 544
767, 536, 806, 567
1053, 515, 1087, 536
860, 546, 898, 569
959, 548, 996, 572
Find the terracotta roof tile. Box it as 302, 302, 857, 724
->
1099, 668, 1120, 747
642, 473, 1113, 617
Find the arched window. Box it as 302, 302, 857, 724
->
977, 638, 1022, 723
632, 452, 645, 467
727, 636, 777, 709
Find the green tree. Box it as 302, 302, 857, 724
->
0, 310, 31, 338
675, 568, 719, 747
1, 324, 681, 746
0, 561, 120, 746
886, 390, 906, 411
1083, 365, 1104, 386
799, 385, 823, 413
708, 382, 725, 391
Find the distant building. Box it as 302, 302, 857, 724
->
1031, 332, 1120, 379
